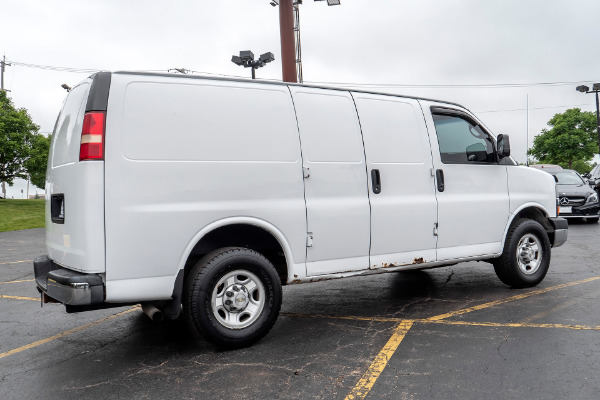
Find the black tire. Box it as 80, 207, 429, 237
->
586, 217, 599, 224
183, 247, 282, 349
493, 219, 551, 288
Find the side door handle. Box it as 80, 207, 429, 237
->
371, 169, 381, 194
436, 169, 445, 192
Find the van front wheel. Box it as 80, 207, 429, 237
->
493, 219, 551, 288
183, 247, 282, 348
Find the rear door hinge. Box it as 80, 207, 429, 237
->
306, 233, 313, 247
433, 223, 438, 236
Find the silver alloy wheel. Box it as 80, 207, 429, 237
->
516, 233, 542, 275
211, 269, 265, 329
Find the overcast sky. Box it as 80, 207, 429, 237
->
2, 0, 600, 197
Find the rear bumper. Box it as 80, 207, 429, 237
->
549, 217, 568, 248
34, 255, 104, 306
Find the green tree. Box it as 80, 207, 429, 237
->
0, 90, 49, 194
528, 108, 598, 170
24, 133, 51, 189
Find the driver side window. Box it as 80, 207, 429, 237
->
432, 112, 496, 164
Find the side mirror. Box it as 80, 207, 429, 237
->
497, 134, 511, 159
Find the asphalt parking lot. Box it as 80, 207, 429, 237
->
1, 222, 599, 400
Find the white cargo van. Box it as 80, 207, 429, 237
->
35, 71, 567, 348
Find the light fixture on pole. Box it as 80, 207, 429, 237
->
231, 51, 275, 79
576, 83, 600, 156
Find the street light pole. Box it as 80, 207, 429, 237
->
576, 84, 600, 156
278, 0, 297, 83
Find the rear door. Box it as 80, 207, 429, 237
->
45, 76, 106, 273
353, 93, 438, 268
289, 87, 371, 276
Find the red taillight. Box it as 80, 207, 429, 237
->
79, 111, 105, 161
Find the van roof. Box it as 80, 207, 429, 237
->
109, 70, 465, 109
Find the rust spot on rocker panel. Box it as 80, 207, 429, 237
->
377, 257, 426, 268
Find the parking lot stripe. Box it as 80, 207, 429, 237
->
0, 279, 35, 285
0, 306, 140, 360
0, 295, 39, 301
422, 319, 600, 331
283, 313, 600, 331
427, 276, 600, 321
0, 260, 32, 265
282, 313, 400, 322
344, 320, 413, 400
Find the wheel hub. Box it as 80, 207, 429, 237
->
223, 284, 249, 312
211, 269, 266, 330
516, 233, 542, 275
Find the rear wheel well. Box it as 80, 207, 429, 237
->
184, 224, 288, 285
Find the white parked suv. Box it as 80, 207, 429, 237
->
34, 72, 568, 348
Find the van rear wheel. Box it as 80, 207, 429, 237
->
493, 219, 551, 288
183, 247, 282, 349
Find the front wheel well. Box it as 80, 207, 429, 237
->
184, 224, 288, 285
510, 207, 554, 243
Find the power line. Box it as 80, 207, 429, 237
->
475, 103, 596, 114
304, 79, 600, 89
7, 60, 100, 74
9, 59, 599, 89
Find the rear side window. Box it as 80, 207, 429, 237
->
432, 113, 496, 164
51, 83, 90, 167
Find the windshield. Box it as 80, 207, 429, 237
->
551, 171, 585, 185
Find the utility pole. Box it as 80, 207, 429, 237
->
1, 55, 10, 91
1, 55, 11, 198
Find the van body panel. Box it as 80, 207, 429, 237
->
103, 75, 307, 292
45, 81, 106, 273
422, 101, 509, 261
507, 166, 557, 218
353, 93, 438, 268
289, 87, 371, 276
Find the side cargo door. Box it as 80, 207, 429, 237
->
289, 87, 371, 276
352, 93, 438, 268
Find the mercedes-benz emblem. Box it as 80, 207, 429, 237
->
559, 197, 570, 206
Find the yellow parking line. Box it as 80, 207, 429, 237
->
0, 306, 140, 360
0, 260, 32, 265
0, 295, 39, 301
427, 276, 600, 321
282, 313, 400, 323
344, 321, 413, 400
0, 279, 35, 285
422, 319, 600, 331
344, 276, 600, 399
283, 313, 600, 331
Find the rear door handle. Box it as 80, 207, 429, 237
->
371, 169, 381, 194
436, 169, 445, 192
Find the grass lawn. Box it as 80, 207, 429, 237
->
0, 199, 46, 232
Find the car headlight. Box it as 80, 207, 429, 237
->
586, 192, 599, 204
